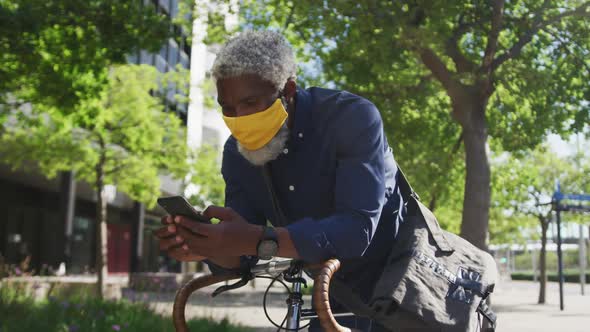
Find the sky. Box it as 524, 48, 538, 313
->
547, 131, 589, 158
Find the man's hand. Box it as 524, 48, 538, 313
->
153, 215, 207, 262
172, 206, 262, 258
153, 206, 262, 262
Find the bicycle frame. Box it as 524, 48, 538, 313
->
285, 269, 304, 330
282, 271, 353, 330
252, 260, 307, 330
173, 259, 353, 332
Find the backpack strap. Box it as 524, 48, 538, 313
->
261, 164, 288, 227
395, 164, 419, 201
396, 164, 454, 254
477, 299, 497, 331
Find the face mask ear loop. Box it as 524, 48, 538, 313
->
277, 89, 289, 108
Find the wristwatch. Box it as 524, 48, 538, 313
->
256, 226, 279, 260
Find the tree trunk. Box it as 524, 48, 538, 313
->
428, 193, 438, 211
538, 219, 548, 304
95, 158, 108, 299
458, 96, 491, 251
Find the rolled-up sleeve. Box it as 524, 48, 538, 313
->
286, 102, 386, 263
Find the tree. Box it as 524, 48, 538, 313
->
491, 145, 582, 304
0, 0, 170, 109
0, 1, 192, 297
0, 65, 189, 298
219, 0, 590, 250
185, 145, 226, 209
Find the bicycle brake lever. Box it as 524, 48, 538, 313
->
211, 276, 250, 297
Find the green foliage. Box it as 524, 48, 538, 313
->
233, 0, 589, 147
489, 145, 589, 244
0, 1, 189, 208
0, 64, 189, 208
511, 248, 590, 271
217, 0, 590, 246
186, 145, 225, 209
0, 286, 252, 332
567, 145, 590, 195
201, 77, 219, 110
174, 0, 196, 43
0, 0, 170, 109
162, 64, 192, 106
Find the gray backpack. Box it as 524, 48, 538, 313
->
332, 167, 498, 332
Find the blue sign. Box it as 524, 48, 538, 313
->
553, 192, 590, 202
553, 179, 590, 202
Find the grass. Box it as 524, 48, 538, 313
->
0, 286, 252, 332
300, 283, 313, 296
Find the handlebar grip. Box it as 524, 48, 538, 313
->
312, 258, 352, 332
172, 273, 240, 332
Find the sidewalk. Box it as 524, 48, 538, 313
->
148, 277, 590, 331
493, 278, 590, 332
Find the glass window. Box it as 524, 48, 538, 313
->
158, 0, 170, 14
159, 44, 168, 63
140, 50, 154, 65
155, 54, 168, 73
168, 40, 179, 67
70, 216, 95, 274
126, 52, 139, 64
170, 0, 179, 17
179, 51, 189, 69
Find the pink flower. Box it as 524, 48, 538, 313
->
112, 324, 121, 331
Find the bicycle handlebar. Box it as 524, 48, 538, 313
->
309, 259, 350, 332
172, 258, 351, 332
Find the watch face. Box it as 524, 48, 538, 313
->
258, 240, 278, 259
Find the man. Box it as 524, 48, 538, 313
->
155, 30, 405, 331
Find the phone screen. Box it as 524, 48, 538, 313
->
157, 196, 210, 223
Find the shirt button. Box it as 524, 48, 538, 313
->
289, 185, 295, 191
298, 133, 303, 138
283, 148, 289, 154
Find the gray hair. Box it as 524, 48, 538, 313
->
211, 30, 297, 90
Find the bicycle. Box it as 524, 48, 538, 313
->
172, 258, 357, 332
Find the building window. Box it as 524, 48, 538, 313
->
158, 44, 169, 69
140, 50, 155, 66
158, 0, 170, 14
126, 51, 139, 64
179, 50, 189, 69
168, 39, 179, 67
155, 54, 168, 73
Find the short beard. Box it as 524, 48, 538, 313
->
238, 122, 290, 166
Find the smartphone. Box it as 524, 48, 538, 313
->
157, 196, 210, 223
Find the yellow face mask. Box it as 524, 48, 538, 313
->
222, 98, 288, 151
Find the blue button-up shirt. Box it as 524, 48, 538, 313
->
213, 86, 404, 300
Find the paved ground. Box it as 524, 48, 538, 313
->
144, 276, 590, 331
492, 277, 590, 332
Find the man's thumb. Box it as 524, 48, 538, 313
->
202, 205, 237, 221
